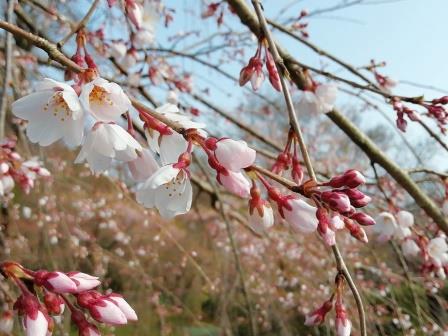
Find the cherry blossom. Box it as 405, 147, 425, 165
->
136, 157, 192, 218
427, 237, 448, 268
297, 83, 338, 115
373, 212, 398, 242
80, 77, 131, 122
12, 78, 84, 146
283, 198, 318, 233
128, 148, 159, 182
401, 239, 421, 258
217, 170, 251, 198
75, 122, 142, 173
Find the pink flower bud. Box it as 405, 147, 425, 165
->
316, 208, 336, 246
335, 302, 351, 336
340, 188, 371, 207
201, 2, 220, 18
71, 308, 101, 336
265, 50, 281, 91
107, 294, 138, 321
34, 271, 77, 293
344, 219, 368, 243
282, 198, 318, 233
125, 0, 143, 29
44, 292, 65, 315
291, 157, 303, 185
14, 294, 50, 336
321, 191, 351, 213
350, 212, 375, 226
77, 292, 127, 325
67, 272, 101, 293
214, 138, 256, 171
304, 298, 333, 326
249, 202, 274, 234
330, 215, 345, 231
396, 114, 407, 132
217, 170, 251, 198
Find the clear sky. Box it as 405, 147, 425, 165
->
65, 0, 448, 169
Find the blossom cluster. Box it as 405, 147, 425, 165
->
0, 138, 50, 199
0, 261, 136, 336
374, 210, 448, 279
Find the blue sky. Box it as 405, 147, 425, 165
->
60, 0, 448, 168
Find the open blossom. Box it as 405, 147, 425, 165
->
394, 210, 413, 239
206, 137, 256, 171
109, 41, 127, 60
75, 122, 142, 173
373, 211, 413, 242
155, 103, 205, 130
427, 237, 448, 267
401, 239, 420, 258
283, 198, 318, 233
132, 0, 157, 47
80, 77, 131, 122
128, 148, 159, 182
67, 272, 101, 293
12, 78, 84, 146
136, 162, 192, 218
297, 83, 338, 115
373, 212, 397, 242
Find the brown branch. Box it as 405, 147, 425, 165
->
0, 0, 15, 139
251, 1, 367, 334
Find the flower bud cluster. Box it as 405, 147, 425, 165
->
1, 261, 136, 336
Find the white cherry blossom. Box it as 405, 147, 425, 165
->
80, 77, 131, 122
75, 123, 142, 173
136, 164, 192, 218
297, 83, 338, 115
373, 212, 397, 242
12, 78, 84, 146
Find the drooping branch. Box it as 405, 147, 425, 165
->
225, 0, 448, 235
250, 1, 367, 334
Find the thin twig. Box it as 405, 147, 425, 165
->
57, 0, 101, 48
250, 1, 367, 334
0, 0, 15, 139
